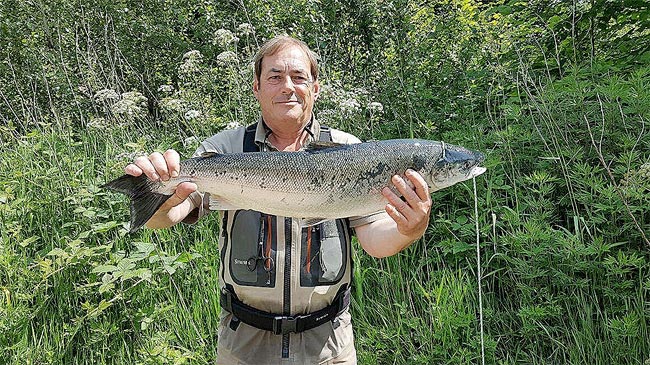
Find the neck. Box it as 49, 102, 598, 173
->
267, 129, 308, 151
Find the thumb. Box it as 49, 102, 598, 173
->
160, 182, 198, 210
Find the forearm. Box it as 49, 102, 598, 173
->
355, 217, 422, 258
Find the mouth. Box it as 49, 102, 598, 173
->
469, 166, 486, 178
275, 99, 301, 105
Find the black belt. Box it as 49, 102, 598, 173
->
220, 285, 350, 335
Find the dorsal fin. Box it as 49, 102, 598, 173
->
304, 141, 344, 151
200, 151, 219, 158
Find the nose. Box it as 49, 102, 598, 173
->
279, 75, 295, 94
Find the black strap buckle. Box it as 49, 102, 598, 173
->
273, 315, 298, 335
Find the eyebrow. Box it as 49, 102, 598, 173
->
268, 67, 308, 75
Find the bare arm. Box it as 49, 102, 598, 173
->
125, 149, 198, 229
355, 169, 432, 258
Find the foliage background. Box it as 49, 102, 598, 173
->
1, 0, 649, 364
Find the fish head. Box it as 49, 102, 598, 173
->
427, 143, 486, 191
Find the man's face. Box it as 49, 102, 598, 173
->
253, 45, 320, 130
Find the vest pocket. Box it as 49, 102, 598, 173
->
229, 210, 276, 287
300, 220, 348, 287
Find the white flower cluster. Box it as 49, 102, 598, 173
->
226, 121, 243, 130
340, 98, 361, 115
212, 29, 239, 48
320, 81, 375, 116
180, 50, 204, 74
158, 85, 174, 94
184, 110, 201, 120
111, 91, 148, 117
237, 23, 254, 36
160, 98, 186, 113
368, 102, 384, 113
216, 51, 238, 66
93, 89, 120, 103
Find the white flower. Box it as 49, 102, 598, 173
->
237, 23, 254, 36
160, 98, 185, 113
183, 136, 199, 148
340, 98, 361, 114
158, 85, 174, 93
226, 121, 242, 130
184, 110, 201, 120
216, 51, 238, 66
212, 29, 238, 48
183, 50, 203, 61
111, 91, 148, 117
368, 102, 384, 113
180, 50, 203, 74
121, 91, 147, 106
93, 89, 120, 103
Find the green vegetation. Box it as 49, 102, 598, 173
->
1, 0, 648, 363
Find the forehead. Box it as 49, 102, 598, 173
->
261, 46, 312, 74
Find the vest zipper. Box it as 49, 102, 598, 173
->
282, 217, 292, 358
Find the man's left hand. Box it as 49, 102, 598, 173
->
381, 169, 432, 241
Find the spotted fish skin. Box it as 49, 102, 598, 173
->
103, 139, 486, 232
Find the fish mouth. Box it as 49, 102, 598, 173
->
469, 166, 486, 178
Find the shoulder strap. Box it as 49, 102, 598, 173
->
319, 125, 332, 142
243, 123, 258, 152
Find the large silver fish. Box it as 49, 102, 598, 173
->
103, 139, 486, 232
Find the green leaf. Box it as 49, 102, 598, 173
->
47, 247, 68, 257
92, 265, 118, 274
19, 236, 40, 248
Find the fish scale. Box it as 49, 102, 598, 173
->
103, 139, 486, 232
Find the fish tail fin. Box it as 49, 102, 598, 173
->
102, 174, 171, 233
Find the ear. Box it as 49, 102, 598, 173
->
312, 80, 320, 100
252, 78, 260, 100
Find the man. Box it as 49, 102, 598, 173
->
125, 36, 432, 364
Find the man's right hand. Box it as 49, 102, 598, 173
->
125, 149, 198, 228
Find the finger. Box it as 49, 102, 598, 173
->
124, 163, 143, 177
385, 203, 407, 226
391, 174, 420, 211
133, 155, 159, 181
175, 182, 197, 200
404, 169, 431, 203
148, 152, 170, 181
163, 149, 180, 178
381, 186, 413, 217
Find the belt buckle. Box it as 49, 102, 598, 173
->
273, 315, 297, 335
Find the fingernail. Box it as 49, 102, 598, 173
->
152, 173, 160, 180
171, 170, 179, 178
